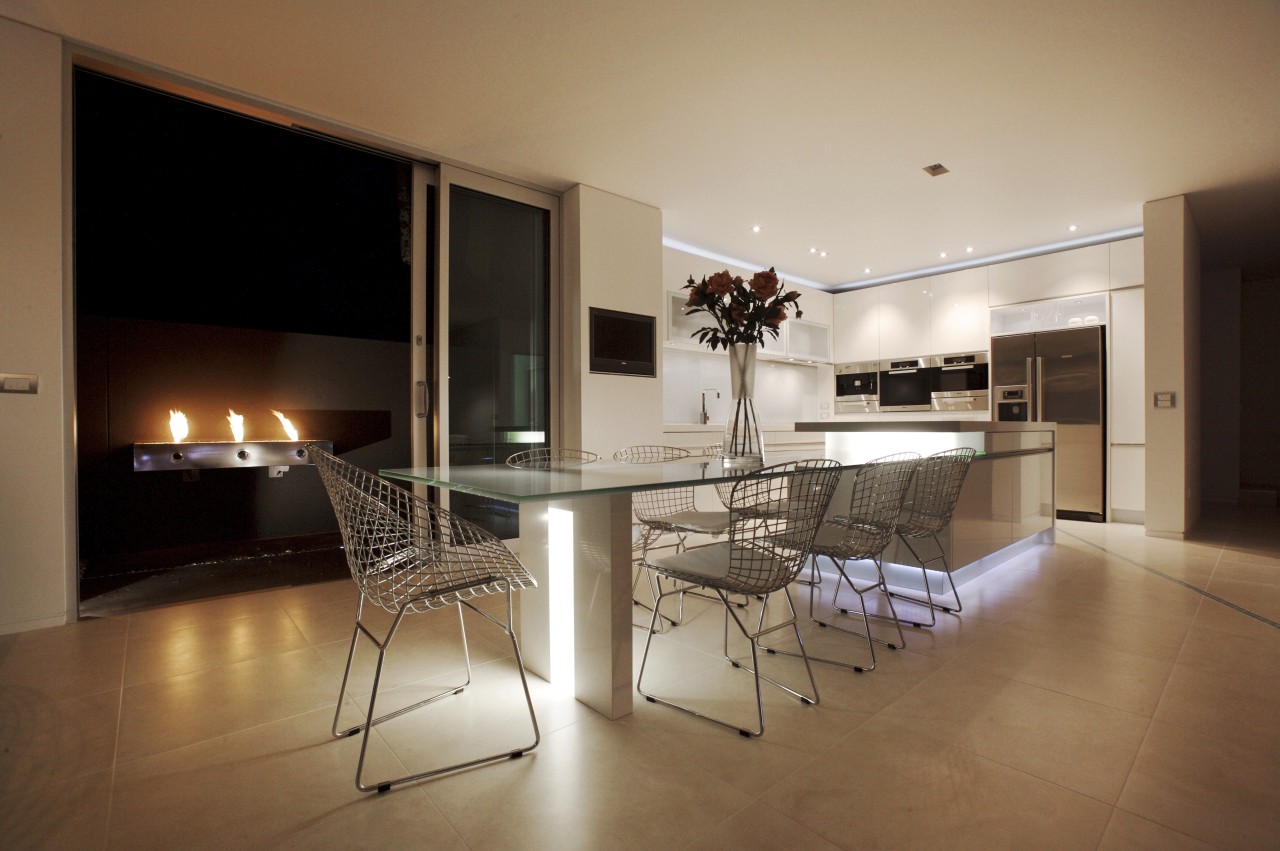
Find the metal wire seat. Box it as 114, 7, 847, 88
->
886, 447, 978, 627
615, 445, 729, 629
637, 459, 841, 737
309, 444, 540, 792
505, 447, 599, 469
771, 453, 921, 672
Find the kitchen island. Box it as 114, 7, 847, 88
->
794, 419, 1056, 591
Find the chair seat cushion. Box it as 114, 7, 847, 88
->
650, 541, 733, 584
657, 510, 730, 535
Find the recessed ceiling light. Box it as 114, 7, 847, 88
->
752, 225, 760, 233
1068, 224, 1078, 232
966, 246, 974, 253
939, 252, 947, 258
864, 268, 871, 274
819, 251, 827, 257
809, 247, 817, 254
922, 163, 950, 177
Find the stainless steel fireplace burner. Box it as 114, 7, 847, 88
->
133, 440, 334, 473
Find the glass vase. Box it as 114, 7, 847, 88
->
723, 343, 765, 467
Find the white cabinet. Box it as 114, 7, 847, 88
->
878, 279, 933, 359
834, 286, 879, 362
667, 290, 703, 348
1109, 237, 1144, 289
929, 267, 990, 354
1109, 288, 1145, 445
1110, 445, 1145, 519
988, 243, 1110, 307
786, 318, 831, 362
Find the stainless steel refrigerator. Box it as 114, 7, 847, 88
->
991, 326, 1105, 521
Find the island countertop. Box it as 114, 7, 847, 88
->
794, 419, 1054, 433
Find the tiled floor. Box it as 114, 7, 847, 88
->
2, 506, 1277, 849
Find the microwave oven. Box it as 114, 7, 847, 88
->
878, 356, 933, 412
835, 361, 878, 413
929, 352, 989, 412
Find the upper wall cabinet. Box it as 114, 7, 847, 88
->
878, 279, 933, 359
667, 290, 703, 348
929, 267, 990, 354
833, 286, 879, 363
786, 318, 831, 362
988, 243, 1109, 307
1109, 237, 1144, 289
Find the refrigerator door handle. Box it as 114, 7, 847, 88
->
1024, 357, 1034, 419
1035, 356, 1045, 422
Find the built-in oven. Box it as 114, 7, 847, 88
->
877, 356, 933, 412
835, 361, 879, 413
930, 351, 990, 413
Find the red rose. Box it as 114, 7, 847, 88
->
748, 268, 780, 300
707, 270, 736, 296
764, 305, 787, 326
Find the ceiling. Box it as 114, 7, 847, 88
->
6, 0, 1280, 288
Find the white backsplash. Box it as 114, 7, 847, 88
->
663, 347, 831, 425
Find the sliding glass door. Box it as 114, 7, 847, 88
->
432, 167, 557, 538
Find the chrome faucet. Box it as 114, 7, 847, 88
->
700, 388, 720, 424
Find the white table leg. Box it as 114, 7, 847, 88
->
518, 493, 634, 719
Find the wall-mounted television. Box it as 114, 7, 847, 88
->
589, 307, 655, 377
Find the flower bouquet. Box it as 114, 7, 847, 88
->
682, 268, 802, 464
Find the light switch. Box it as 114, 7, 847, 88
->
1154, 391, 1176, 409
1, 373, 38, 394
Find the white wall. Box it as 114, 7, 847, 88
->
0, 18, 72, 633
1200, 268, 1241, 503
1143, 196, 1201, 537
562, 186, 664, 461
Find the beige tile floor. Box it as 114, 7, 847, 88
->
1, 506, 1277, 849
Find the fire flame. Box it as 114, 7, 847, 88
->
227, 410, 245, 442
169, 410, 189, 443
271, 410, 299, 441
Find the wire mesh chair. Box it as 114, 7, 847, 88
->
614, 445, 730, 629
886, 447, 978, 628
505, 447, 599, 469
763, 453, 920, 672
309, 444, 540, 792
636, 459, 841, 737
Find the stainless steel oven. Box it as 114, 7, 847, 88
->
930, 351, 989, 412
834, 361, 878, 413
877, 356, 933, 412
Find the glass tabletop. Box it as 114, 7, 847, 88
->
380, 452, 848, 503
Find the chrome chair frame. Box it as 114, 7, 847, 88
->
506, 447, 599, 469
886, 447, 978, 628
764, 453, 921, 672
310, 445, 540, 792
636, 459, 841, 737
615, 445, 733, 629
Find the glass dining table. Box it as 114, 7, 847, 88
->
380, 454, 827, 720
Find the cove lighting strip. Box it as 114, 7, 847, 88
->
548, 507, 576, 695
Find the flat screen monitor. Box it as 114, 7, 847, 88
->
589, 307, 655, 377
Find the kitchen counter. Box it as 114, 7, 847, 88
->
796, 419, 1052, 433
797, 419, 1056, 593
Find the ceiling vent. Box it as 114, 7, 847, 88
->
922, 163, 950, 176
